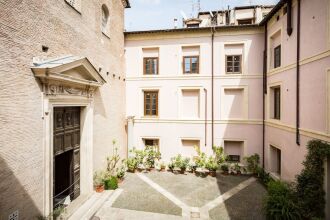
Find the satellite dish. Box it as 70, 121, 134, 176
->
180, 10, 188, 20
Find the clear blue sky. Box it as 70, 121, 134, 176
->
125, 0, 279, 31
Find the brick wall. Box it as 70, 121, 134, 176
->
0, 0, 126, 219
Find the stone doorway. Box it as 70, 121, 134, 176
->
53, 107, 81, 209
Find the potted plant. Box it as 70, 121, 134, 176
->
126, 157, 137, 173
116, 165, 126, 183
206, 157, 218, 177
220, 164, 229, 175
168, 160, 175, 172
94, 171, 105, 193
160, 161, 166, 172
187, 161, 196, 173
179, 157, 190, 174
104, 176, 118, 190
234, 163, 241, 175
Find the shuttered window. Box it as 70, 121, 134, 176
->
144, 91, 158, 116
144, 57, 158, 75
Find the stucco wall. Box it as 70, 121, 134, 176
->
125, 28, 264, 162
265, 0, 330, 181
0, 0, 126, 219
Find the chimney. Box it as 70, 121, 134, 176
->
174, 18, 178, 29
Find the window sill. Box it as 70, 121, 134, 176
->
141, 116, 159, 119
225, 73, 243, 75
182, 73, 200, 76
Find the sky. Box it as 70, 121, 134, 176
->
125, 0, 280, 31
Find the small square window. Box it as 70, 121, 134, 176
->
226, 55, 242, 74
144, 58, 158, 75
183, 56, 199, 74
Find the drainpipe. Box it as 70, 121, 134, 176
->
296, 0, 301, 145
204, 88, 207, 146
211, 27, 215, 148
262, 23, 268, 169
287, 0, 293, 36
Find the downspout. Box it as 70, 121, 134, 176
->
296, 0, 301, 145
211, 27, 215, 148
204, 88, 207, 146
287, 0, 293, 36
262, 23, 268, 169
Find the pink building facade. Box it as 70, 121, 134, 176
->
125, 0, 330, 186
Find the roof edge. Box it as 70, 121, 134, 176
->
125, 24, 261, 35
259, 0, 286, 26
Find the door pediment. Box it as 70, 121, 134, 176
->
32, 55, 106, 87
32, 56, 106, 98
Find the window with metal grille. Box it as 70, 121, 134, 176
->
274, 45, 281, 68
183, 56, 199, 74
144, 57, 158, 75
226, 55, 242, 74
144, 91, 158, 116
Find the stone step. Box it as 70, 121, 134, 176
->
67, 190, 113, 220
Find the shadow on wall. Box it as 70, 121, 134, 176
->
0, 156, 42, 220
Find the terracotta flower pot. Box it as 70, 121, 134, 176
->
95, 185, 104, 193
209, 170, 216, 177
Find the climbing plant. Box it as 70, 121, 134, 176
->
295, 139, 330, 219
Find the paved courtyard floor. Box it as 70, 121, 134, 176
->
93, 171, 267, 220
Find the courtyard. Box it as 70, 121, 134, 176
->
93, 171, 267, 220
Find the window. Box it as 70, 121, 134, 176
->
224, 141, 244, 162
274, 45, 281, 68
144, 91, 158, 116
187, 23, 199, 28
237, 19, 253, 25
226, 55, 242, 74
183, 56, 199, 74
272, 87, 281, 120
143, 139, 159, 151
143, 58, 158, 75
270, 145, 281, 177
101, 4, 109, 34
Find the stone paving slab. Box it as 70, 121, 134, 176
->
144, 171, 250, 207
110, 172, 182, 216
209, 181, 267, 220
